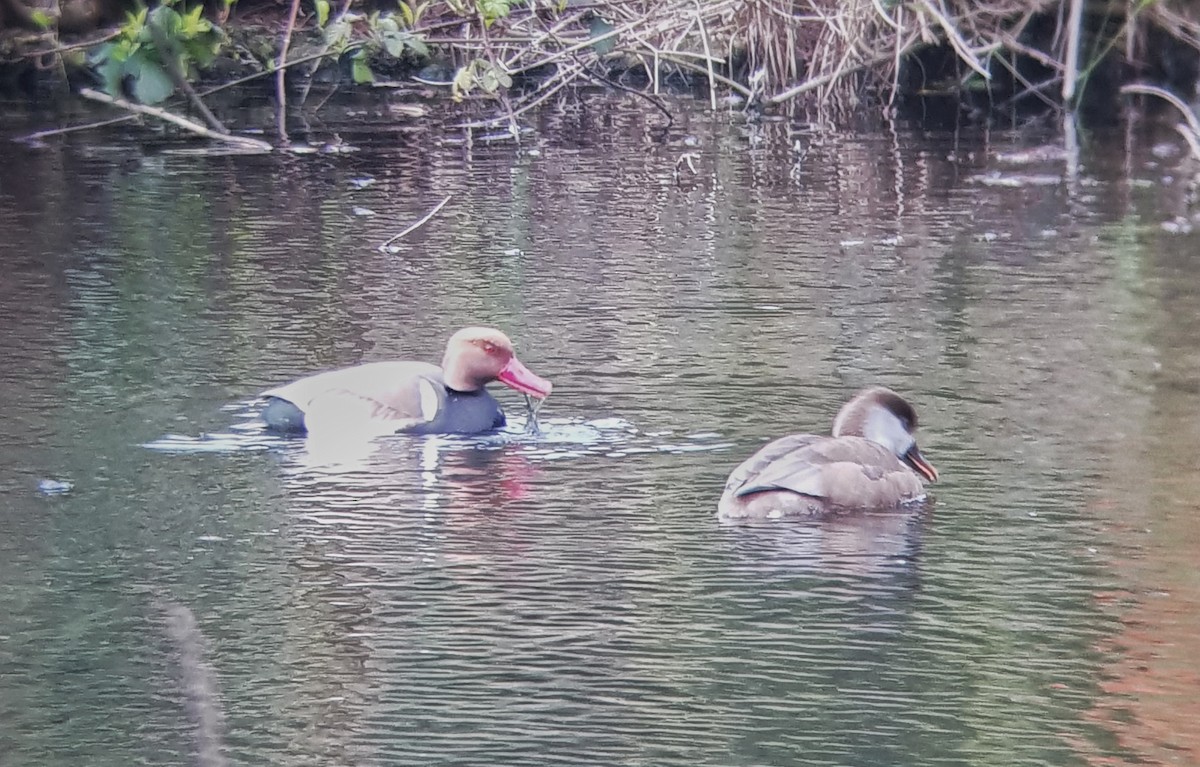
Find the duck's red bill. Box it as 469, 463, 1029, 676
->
904, 445, 939, 483
498, 356, 553, 399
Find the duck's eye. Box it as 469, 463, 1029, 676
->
480, 341, 497, 354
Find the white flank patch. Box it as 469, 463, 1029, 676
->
418, 378, 440, 422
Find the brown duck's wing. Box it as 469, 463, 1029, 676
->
724, 434, 825, 496
264, 361, 446, 430
734, 436, 927, 510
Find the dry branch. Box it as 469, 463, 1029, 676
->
276, 0, 303, 141
77, 88, 273, 151
1122, 83, 1200, 159
1062, 0, 1083, 102
357, 0, 1200, 120
379, 195, 453, 251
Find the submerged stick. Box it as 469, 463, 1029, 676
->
14, 114, 139, 142
379, 195, 453, 251
586, 71, 675, 127
1121, 84, 1200, 159
159, 600, 229, 767
77, 88, 273, 151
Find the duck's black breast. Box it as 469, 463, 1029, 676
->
262, 396, 308, 433
412, 387, 506, 435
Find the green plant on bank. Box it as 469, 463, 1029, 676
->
311, 0, 514, 94
88, 0, 226, 104
443, 0, 524, 99
445, 0, 517, 28
451, 57, 512, 100
397, 0, 433, 28
314, 2, 430, 84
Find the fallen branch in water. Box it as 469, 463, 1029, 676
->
77, 88, 273, 152
379, 194, 453, 251
15, 47, 358, 146
14, 113, 140, 143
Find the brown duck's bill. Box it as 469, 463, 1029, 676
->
498, 356, 553, 399
903, 444, 939, 483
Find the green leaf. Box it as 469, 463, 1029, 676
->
122, 7, 147, 33
87, 41, 115, 67
398, 2, 414, 27
127, 54, 176, 104
451, 64, 473, 100
406, 36, 429, 59
94, 52, 126, 97
29, 9, 53, 29
324, 18, 352, 50
477, 0, 511, 26
183, 37, 218, 68
179, 4, 210, 35
315, 0, 330, 26
381, 31, 406, 59
149, 6, 184, 39
351, 55, 375, 84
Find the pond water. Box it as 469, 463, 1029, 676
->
1, 95, 1199, 767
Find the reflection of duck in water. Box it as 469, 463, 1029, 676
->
721, 509, 930, 588
718, 387, 938, 521
280, 438, 545, 569
260, 327, 552, 437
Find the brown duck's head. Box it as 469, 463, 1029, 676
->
831, 387, 938, 482
441, 326, 553, 398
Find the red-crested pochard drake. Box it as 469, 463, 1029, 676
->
718, 387, 938, 520
260, 326, 552, 436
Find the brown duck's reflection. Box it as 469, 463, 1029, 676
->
719, 506, 929, 588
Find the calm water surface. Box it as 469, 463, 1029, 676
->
1, 97, 1199, 767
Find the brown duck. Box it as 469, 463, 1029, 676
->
718, 387, 938, 520
260, 326, 552, 436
